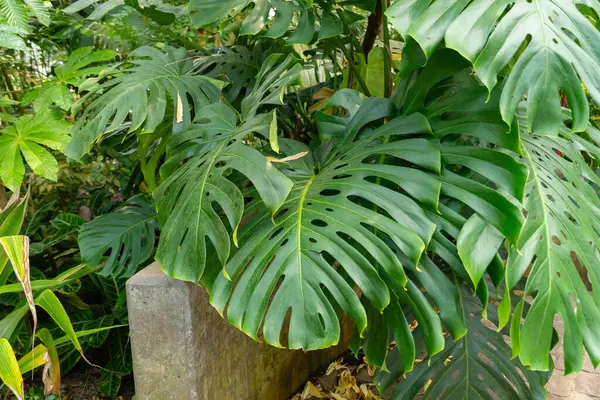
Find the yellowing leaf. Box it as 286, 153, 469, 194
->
269, 110, 279, 153
0, 338, 23, 400
0, 236, 36, 334
301, 381, 326, 399
37, 328, 60, 395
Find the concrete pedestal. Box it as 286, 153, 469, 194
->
127, 262, 353, 400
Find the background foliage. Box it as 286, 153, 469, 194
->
2, 0, 600, 399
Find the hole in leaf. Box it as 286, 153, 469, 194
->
269, 227, 284, 240
311, 219, 328, 227
320, 189, 341, 197
333, 174, 352, 180
552, 236, 561, 246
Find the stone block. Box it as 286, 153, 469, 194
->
547, 373, 576, 398
127, 262, 353, 400
574, 371, 600, 397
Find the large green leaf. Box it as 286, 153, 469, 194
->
23, 47, 118, 112
505, 116, 600, 373
188, 0, 365, 43
387, 0, 600, 135
154, 54, 299, 282
0, 111, 72, 191
374, 285, 549, 400
209, 101, 441, 350
394, 50, 527, 245
79, 194, 157, 277
67, 46, 224, 160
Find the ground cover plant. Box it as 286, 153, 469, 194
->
3, 0, 600, 398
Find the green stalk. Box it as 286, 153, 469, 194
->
337, 39, 371, 96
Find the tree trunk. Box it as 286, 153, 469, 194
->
361, 0, 383, 58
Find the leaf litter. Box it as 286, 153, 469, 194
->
290, 358, 382, 400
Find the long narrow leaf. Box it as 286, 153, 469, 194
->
0, 338, 23, 400
0, 236, 36, 333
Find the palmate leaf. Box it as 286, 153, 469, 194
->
24, 47, 118, 113
0, 111, 72, 191
67, 46, 224, 160
209, 103, 441, 351
387, 0, 600, 135
79, 195, 157, 277
154, 54, 300, 282
504, 116, 600, 373
374, 285, 549, 400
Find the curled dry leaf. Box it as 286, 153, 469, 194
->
176, 93, 184, 124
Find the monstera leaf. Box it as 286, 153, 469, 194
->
209, 102, 441, 351
374, 284, 549, 400
387, 0, 600, 135
188, 0, 369, 43
67, 46, 224, 160
504, 117, 600, 373
153, 54, 301, 282
78, 195, 157, 277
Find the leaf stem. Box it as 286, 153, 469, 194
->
337, 39, 371, 96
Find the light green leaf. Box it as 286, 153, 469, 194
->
0, 0, 28, 29
0, 140, 24, 192
19, 141, 58, 181
0, 338, 23, 400
0, 112, 71, 190
0, 236, 36, 330
34, 290, 82, 353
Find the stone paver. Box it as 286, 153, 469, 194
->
546, 316, 600, 400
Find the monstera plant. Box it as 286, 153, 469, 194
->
2, 0, 600, 397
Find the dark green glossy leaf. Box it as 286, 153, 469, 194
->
375, 284, 548, 400
67, 46, 224, 160
506, 116, 600, 373
154, 54, 299, 282
387, 0, 600, 135
79, 195, 157, 277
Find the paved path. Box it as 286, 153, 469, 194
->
547, 317, 600, 399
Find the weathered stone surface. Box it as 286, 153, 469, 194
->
127, 262, 353, 400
